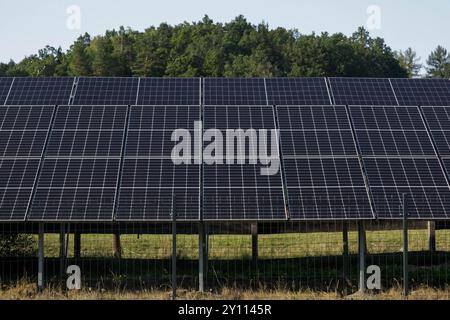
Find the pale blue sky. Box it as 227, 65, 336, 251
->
0, 0, 449, 70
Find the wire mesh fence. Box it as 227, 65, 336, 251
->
1, 219, 450, 298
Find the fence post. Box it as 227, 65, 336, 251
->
403, 193, 409, 297
113, 230, 122, 259
199, 221, 205, 292
38, 223, 45, 291
74, 232, 81, 259
59, 223, 66, 282
342, 222, 349, 293
358, 221, 366, 293
251, 222, 258, 269
428, 221, 436, 253
171, 197, 177, 300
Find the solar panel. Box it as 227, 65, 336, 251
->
0, 105, 54, 221
0, 158, 41, 220
136, 78, 200, 105
266, 78, 331, 105
276, 105, 374, 220
329, 78, 398, 106
28, 105, 127, 221
73, 77, 139, 105
422, 106, 450, 156
204, 78, 267, 106
116, 105, 201, 221
202, 105, 286, 220
349, 105, 450, 219
6, 77, 74, 105
390, 78, 450, 106
0, 77, 14, 105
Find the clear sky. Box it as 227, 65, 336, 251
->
1, 0, 449, 70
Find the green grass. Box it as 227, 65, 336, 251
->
33, 229, 450, 259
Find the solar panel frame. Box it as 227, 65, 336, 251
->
136, 78, 201, 106
266, 77, 332, 105
72, 77, 139, 105
204, 78, 268, 106
390, 78, 450, 106
5, 77, 75, 105
328, 77, 399, 106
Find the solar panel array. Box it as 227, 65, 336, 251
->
0, 76, 450, 221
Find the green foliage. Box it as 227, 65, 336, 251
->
0, 16, 410, 78
395, 48, 422, 78
0, 234, 36, 257
427, 45, 450, 78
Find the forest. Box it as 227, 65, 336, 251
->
1, 15, 449, 78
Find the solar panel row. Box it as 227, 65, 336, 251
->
1, 76, 450, 222
1, 77, 450, 106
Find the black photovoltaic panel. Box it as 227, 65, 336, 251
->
30, 188, 117, 221
136, 78, 200, 105
202, 106, 286, 220
350, 105, 450, 219
283, 158, 366, 188
277, 105, 357, 156
391, 78, 450, 106
116, 105, 201, 221
52, 105, 127, 130
277, 105, 351, 130
46, 105, 127, 158
371, 188, 450, 219
28, 105, 126, 221
117, 160, 200, 220
276, 105, 374, 220
350, 105, 425, 130
350, 106, 434, 157
355, 131, 436, 157
422, 107, 450, 156
0, 159, 41, 220
204, 78, 267, 106
329, 78, 398, 106
0, 106, 54, 221
6, 77, 74, 105
30, 159, 120, 220
73, 77, 139, 105
125, 105, 200, 158
266, 78, 331, 105
30, 158, 119, 220
128, 105, 199, 130
37, 159, 121, 189
364, 158, 448, 187
0, 78, 14, 105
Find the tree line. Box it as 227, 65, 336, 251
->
1, 15, 449, 78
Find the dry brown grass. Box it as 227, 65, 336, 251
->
1, 280, 449, 300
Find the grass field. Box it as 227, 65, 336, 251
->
34, 229, 450, 259
1, 228, 450, 299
